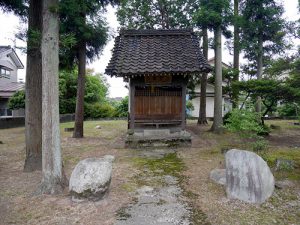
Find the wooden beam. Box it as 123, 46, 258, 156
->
181, 83, 186, 130
129, 79, 135, 130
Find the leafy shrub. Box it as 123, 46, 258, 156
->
115, 96, 128, 117
224, 109, 264, 137
223, 111, 232, 125
277, 103, 298, 117
186, 100, 194, 112
85, 103, 116, 118
8, 90, 25, 109
251, 137, 268, 152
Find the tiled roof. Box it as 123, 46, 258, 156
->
0, 82, 25, 98
0, 46, 11, 54
105, 29, 211, 77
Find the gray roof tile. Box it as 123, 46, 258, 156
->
105, 29, 211, 77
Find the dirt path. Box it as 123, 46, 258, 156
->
115, 149, 197, 225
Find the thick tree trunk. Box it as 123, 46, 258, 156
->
211, 26, 223, 133
255, 34, 263, 113
38, 0, 65, 194
232, 0, 239, 109
73, 39, 86, 138
24, 0, 43, 172
198, 27, 208, 125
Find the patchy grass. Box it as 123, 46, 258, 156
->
0, 119, 299, 225
261, 148, 300, 180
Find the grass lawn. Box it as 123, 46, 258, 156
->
0, 119, 299, 224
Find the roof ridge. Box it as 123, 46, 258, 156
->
120, 28, 194, 36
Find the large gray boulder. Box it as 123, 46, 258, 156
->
225, 149, 274, 204
69, 155, 115, 202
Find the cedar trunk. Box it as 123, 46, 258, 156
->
73, 39, 86, 138
211, 26, 223, 133
24, 0, 43, 172
232, 0, 239, 108
198, 27, 208, 125
38, 0, 65, 194
255, 34, 263, 113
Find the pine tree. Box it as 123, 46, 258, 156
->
38, 0, 65, 194
240, 0, 288, 113
59, 0, 112, 138
194, 0, 232, 133
0, 0, 44, 172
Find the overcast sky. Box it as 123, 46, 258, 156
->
0, 1, 299, 97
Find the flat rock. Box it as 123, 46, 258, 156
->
275, 158, 294, 171
69, 156, 114, 202
225, 149, 274, 204
210, 169, 226, 185
275, 180, 295, 189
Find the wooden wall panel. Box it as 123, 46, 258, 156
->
134, 88, 182, 120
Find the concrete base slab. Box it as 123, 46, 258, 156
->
125, 130, 192, 148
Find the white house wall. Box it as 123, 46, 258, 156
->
0, 54, 18, 84
189, 82, 232, 118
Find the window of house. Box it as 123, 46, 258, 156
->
0, 68, 11, 79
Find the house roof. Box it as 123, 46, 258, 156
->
105, 29, 212, 77
0, 46, 24, 70
0, 46, 10, 54
0, 82, 25, 98
207, 57, 230, 69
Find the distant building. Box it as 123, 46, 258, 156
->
188, 57, 232, 118
0, 46, 24, 117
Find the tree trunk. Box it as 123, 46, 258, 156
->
255, 34, 263, 113
38, 0, 65, 194
73, 38, 86, 138
198, 27, 208, 125
211, 26, 223, 133
232, 0, 239, 109
24, 0, 43, 172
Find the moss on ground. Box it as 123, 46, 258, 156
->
260, 148, 300, 180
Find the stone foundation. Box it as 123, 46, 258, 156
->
125, 129, 192, 148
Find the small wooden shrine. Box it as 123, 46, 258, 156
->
105, 29, 211, 146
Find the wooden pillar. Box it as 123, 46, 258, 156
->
181, 83, 186, 130
129, 79, 135, 130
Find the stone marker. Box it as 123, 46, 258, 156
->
225, 149, 274, 204
210, 168, 226, 185
69, 155, 115, 202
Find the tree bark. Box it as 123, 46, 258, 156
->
24, 0, 43, 172
198, 27, 208, 125
73, 38, 86, 138
38, 0, 65, 194
255, 34, 263, 113
232, 0, 239, 109
211, 26, 223, 133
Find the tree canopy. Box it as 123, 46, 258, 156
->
117, 0, 195, 29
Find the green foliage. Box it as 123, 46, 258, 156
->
8, 90, 25, 110
186, 100, 194, 112
115, 96, 129, 117
59, 0, 110, 69
85, 102, 115, 118
277, 103, 299, 117
251, 137, 268, 152
0, 0, 27, 17
240, 0, 288, 66
224, 108, 263, 137
117, 0, 194, 29
59, 69, 109, 114
234, 79, 297, 123
193, 0, 232, 35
